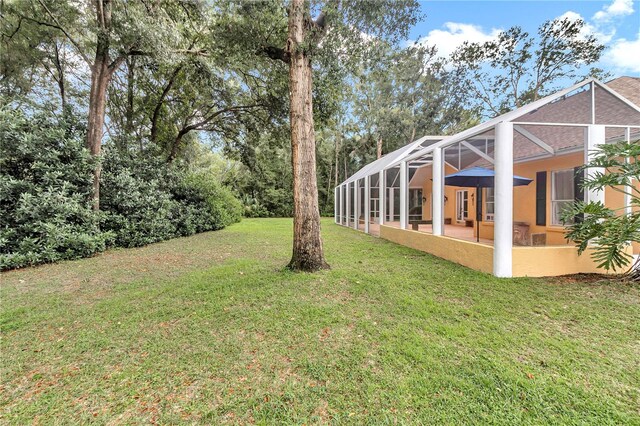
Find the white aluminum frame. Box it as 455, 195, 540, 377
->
333, 78, 640, 277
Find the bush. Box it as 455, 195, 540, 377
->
100, 148, 242, 248
181, 171, 243, 229
0, 108, 243, 270
0, 108, 112, 269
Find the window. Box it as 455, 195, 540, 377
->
551, 169, 575, 226
485, 187, 495, 221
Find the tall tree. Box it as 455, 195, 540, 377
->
450, 17, 604, 118
239, 0, 422, 271
351, 43, 476, 165
7, 0, 179, 209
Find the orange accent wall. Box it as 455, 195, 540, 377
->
417, 152, 638, 254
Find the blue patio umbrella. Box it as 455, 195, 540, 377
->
444, 167, 533, 242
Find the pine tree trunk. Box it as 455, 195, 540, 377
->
377, 136, 383, 159
286, 0, 329, 271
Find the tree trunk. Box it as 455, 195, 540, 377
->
150, 64, 183, 145
86, 0, 113, 211
87, 43, 111, 211
168, 127, 188, 163
286, 0, 329, 271
325, 162, 333, 209
376, 136, 383, 159
125, 56, 135, 136
53, 42, 66, 112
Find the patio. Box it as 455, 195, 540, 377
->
336, 78, 640, 277
365, 221, 494, 245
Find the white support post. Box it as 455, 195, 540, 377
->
389, 187, 395, 222
432, 147, 444, 236
339, 186, 342, 224
334, 187, 338, 223
354, 179, 360, 230
625, 127, 633, 216
586, 125, 606, 205
364, 175, 371, 234
494, 122, 514, 278
379, 170, 385, 226
400, 161, 408, 230
345, 183, 351, 227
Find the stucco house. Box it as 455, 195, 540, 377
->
334, 77, 640, 278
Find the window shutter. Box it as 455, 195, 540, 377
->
536, 171, 546, 226
574, 166, 585, 223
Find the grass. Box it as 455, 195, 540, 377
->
1, 218, 639, 424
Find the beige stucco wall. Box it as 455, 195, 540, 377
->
512, 245, 634, 277
380, 225, 494, 274
379, 224, 635, 277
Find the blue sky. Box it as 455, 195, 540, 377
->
406, 0, 640, 76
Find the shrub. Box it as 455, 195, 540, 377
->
0, 108, 111, 269
0, 108, 243, 270
100, 148, 242, 248
180, 171, 243, 229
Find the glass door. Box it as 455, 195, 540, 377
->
409, 189, 423, 222
456, 190, 468, 222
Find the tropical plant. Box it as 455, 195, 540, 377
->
563, 141, 640, 280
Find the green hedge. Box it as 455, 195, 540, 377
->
0, 108, 242, 270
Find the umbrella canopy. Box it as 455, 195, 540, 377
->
444, 167, 532, 242
444, 167, 533, 188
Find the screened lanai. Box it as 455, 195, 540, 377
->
334, 78, 640, 278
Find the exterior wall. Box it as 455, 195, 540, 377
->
380, 225, 494, 273
507, 152, 584, 245
420, 163, 466, 225
416, 151, 639, 254
379, 224, 633, 277
512, 245, 634, 277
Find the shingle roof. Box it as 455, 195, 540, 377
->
607, 76, 640, 107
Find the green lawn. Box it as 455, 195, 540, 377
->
1, 218, 639, 424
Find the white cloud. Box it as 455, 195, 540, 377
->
415, 22, 502, 59
593, 0, 634, 21
602, 32, 640, 72
555, 1, 639, 74
556, 10, 614, 43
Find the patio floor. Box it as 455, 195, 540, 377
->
353, 220, 494, 245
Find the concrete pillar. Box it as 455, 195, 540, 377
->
586, 125, 606, 205
400, 161, 408, 230
494, 122, 513, 278
354, 179, 360, 230
379, 170, 385, 226
345, 183, 350, 227
364, 175, 370, 234
432, 147, 444, 236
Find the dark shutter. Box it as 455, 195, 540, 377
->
536, 171, 547, 226
574, 166, 585, 223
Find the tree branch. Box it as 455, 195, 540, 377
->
260, 45, 290, 63
34, 0, 92, 67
